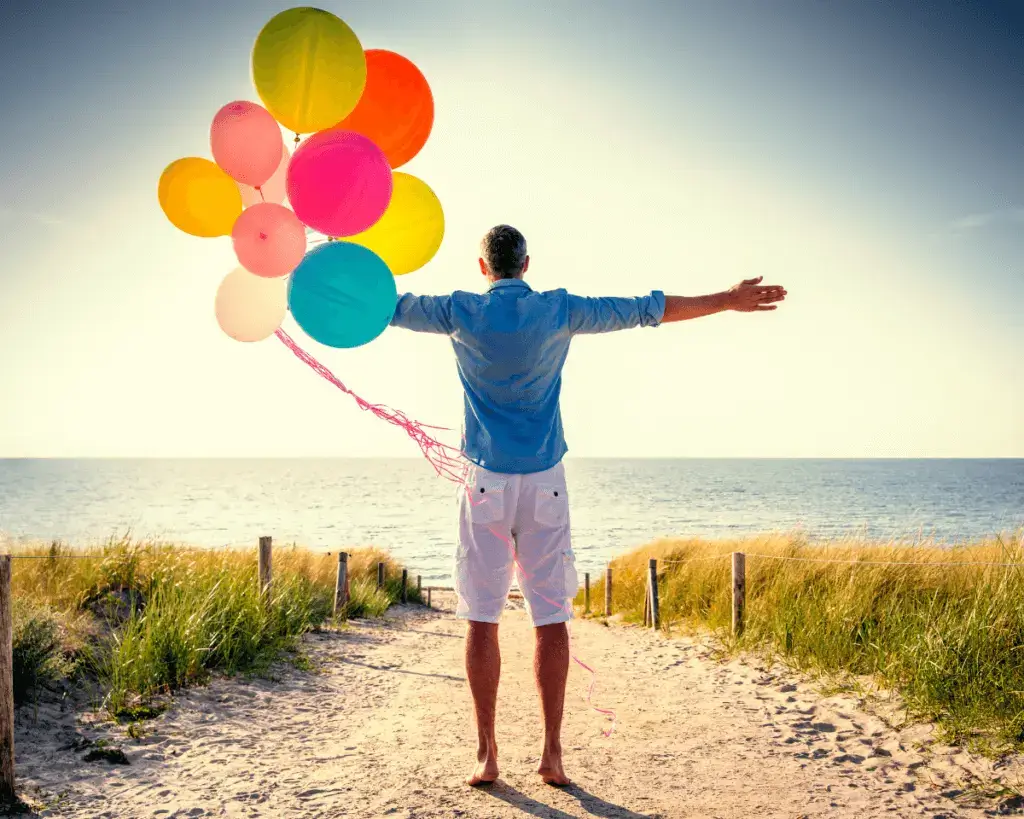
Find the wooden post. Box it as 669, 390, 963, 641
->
0, 556, 15, 804
427, 588, 432, 609
258, 536, 272, 599
377, 561, 385, 590
732, 552, 746, 637
604, 564, 612, 616
417, 575, 422, 600
584, 572, 590, 614
648, 558, 660, 631
643, 580, 650, 627
333, 552, 348, 616
401, 569, 408, 604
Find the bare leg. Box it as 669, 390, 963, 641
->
535, 622, 571, 785
465, 621, 500, 786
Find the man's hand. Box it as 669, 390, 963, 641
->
726, 276, 787, 312
660, 279, 788, 323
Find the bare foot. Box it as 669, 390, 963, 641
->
467, 742, 499, 787
538, 746, 571, 787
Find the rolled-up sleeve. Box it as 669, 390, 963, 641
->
390, 293, 454, 335
566, 291, 666, 335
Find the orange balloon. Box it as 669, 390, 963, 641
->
333, 49, 434, 169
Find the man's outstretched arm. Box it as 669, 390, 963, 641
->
661, 276, 787, 323
566, 277, 787, 334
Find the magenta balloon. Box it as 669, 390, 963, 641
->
239, 141, 290, 207
211, 101, 283, 188
231, 203, 307, 278
286, 130, 393, 237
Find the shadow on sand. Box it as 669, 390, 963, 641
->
482, 779, 662, 818
335, 656, 465, 682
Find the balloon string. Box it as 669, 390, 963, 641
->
274, 328, 467, 482
258, 187, 265, 203
274, 327, 615, 736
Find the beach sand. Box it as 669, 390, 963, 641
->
16, 592, 1023, 818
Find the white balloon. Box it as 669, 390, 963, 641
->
215, 267, 287, 342
238, 140, 290, 207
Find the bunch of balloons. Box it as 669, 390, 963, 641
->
157, 7, 444, 348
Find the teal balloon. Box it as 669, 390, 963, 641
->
287, 241, 398, 348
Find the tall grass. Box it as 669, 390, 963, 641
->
12, 600, 80, 706
578, 532, 1024, 748
11, 540, 421, 715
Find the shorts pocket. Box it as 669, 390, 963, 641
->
563, 548, 579, 599
453, 544, 469, 589
534, 484, 568, 528
467, 477, 508, 526
452, 545, 472, 618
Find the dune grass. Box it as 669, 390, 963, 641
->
577, 532, 1024, 750
11, 540, 421, 716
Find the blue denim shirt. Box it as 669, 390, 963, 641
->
390, 279, 665, 474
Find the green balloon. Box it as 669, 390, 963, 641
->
251, 7, 367, 134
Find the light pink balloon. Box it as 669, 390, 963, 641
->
215, 268, 287, 342
231, 203, 307, 278
286, 130, 393, 238
211, 101, 283, 188
238, 141, 290, 207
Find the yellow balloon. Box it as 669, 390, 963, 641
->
347, 173, 444, 275
251, 8, 367, 135
158, 158, 242, 238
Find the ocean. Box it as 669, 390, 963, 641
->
1, 458, 1021, 582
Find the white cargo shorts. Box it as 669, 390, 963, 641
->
454, 461, 579, 627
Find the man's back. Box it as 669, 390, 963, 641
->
390, 278, 664, 473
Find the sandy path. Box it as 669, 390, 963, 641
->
17, 593, 1022, 818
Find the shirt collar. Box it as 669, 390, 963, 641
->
487, 278, 532, 292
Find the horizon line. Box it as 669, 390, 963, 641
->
2, 456, 1023, 462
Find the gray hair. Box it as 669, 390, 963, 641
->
480, 225, 527, 279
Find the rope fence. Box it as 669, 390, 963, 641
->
741, 552, 1024, 568
616, 549, 1024, 636
659, 555, 733, 567
7, 555, 103, 560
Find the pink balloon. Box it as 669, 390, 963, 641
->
286, 130, 393, 238
211, 101, 283, 188
239, 141, 290, 207
231, 203, 307, 278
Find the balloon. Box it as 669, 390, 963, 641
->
287, 130, 393, 238
332, 49, 434, 169
239, 141, 290, 207
231, 203, 307, 278
215, 267, 288, 342
287, 241, 398, 348
158, 158, 242, 238
210, 101, 283, 188
251, 7, 367, 135
346, 173, 444, 275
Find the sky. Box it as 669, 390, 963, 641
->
0, 0, 1021, 459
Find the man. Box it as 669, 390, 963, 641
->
389, 225, 787, 787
